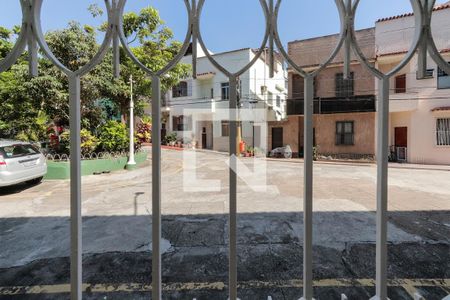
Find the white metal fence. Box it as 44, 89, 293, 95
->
1, 0, 449, 299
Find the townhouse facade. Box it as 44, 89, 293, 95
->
166, 44, 287, 153
376, 1, 450, 164
268, 28, 377, 159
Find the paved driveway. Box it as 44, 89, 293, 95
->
0, 150, 449, 299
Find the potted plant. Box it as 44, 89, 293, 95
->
245, 146, 254, 157
164, 132, 177, 147
313, 146, 319, 161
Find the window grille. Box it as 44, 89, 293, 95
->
437, 118, 450, 146
336, 121, 354, 145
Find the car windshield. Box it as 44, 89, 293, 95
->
0, 144, 40, 159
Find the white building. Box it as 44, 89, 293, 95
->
166, 45, 287, 152
375, 1, 450, 164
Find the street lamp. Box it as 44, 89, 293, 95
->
126, 74, 136, 170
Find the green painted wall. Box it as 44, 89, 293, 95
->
45, 152, 148, 180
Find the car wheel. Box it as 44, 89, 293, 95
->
28, 177, 43, 185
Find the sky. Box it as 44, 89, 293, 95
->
1, 0, 448, 53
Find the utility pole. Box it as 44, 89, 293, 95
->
126, 74, 137, 169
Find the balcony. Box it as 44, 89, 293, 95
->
286, 95, 376, 115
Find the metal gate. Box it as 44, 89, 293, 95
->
1, 0, 449, 299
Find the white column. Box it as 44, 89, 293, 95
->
127, 75, 136, 168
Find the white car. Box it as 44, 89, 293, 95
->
0, 140, 47, 187
269, 145, 293, 159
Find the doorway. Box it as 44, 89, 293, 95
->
394, 127, 408, 162
272, 127, 283, 149
395, 127, 407, 148
202, 127, 207, 149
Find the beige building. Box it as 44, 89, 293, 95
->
376, 2, 450, 164
269, 28, 377, 159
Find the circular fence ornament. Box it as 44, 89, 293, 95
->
0, 0, 29, 72
196, 0, 270, 78
350, 0, 423, 79
117, 0, 193, 77
32, 0, 114, 77
272, 0, 346, 78
425, 0, 450, 75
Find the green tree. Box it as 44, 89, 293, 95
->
98, 6, 191, 120
0, 26, 13, 59
0, 6, 190, 141
97, 121, 128, 152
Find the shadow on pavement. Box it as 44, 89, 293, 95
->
0, 211, 448, 299
0, 181, 42, 196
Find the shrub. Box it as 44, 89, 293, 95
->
14, 111, 49, 142
81, 130, 98, 155
97, 121, 128, 152
164, 132, 177, 145
57, 129, 97, 155
136, 121, 152, 144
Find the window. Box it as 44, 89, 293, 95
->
221, 82, 230, 100
172, 81, 189, 98
395, 74, 406, 93
276, 96, 281, 107
221, 121, 230, 137
336, 121, 354, 145
438, 63, 450, 89
292, 74, 303, 99
335, 72, 354, 98
436, 118, 450, 146
172, 115, 191, 131
0, 144, 39, 159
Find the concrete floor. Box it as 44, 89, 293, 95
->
0, 149, 449, 299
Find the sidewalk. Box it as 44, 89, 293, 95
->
149, 145, 450, 172
266, 157, 450, 172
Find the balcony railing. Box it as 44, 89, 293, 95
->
286, 95, 376, 115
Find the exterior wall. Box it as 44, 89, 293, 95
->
288, 27, 376, 99
314, 113, 375, 156
283, 28, 376, 158
167, 47, 287, 153
376, 6, 450, 57
376, 6, 450, 164
268, 112, 376, 157
288, 28, 375, 68
268, 116, 300, 154
290, 64, 375, 99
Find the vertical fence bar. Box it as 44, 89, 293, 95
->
302, 75, 314, 300
343, 0, 351, 80
27, 0, 38, 78
152, 75, 162, 300
27, 34, 38, 77
229, 75, 238, 300
69, 75, 82, 300
268, 0, 274, 78
191, 0, 198, 79
112, 34, 120, 78
417, 0, 428, 79
417, 34, 428, 79
375, 77, 390, 300
112, 0, 120, 78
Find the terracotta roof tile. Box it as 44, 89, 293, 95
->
431, 106, 450, 112
378, 48, 450, 58
376, 1, 450, 23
